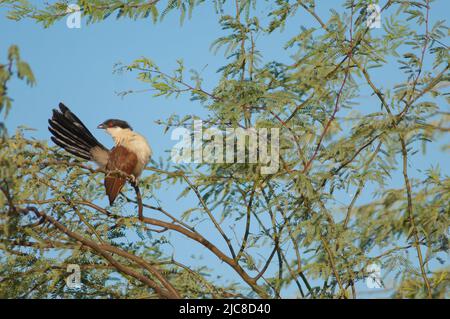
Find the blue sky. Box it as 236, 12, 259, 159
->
1, 0, 448, 298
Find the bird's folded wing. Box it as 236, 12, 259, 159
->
104, 146, 138, 205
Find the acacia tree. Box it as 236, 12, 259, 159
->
0, 0, 448, 299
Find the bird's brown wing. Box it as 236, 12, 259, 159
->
104, 145, 137, 205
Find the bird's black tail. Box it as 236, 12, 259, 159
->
48, 103, 107, 160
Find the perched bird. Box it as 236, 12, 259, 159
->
48, 102, 152, 205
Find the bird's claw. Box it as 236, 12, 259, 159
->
129, 175, 137, 186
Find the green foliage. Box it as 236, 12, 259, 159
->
0, 45, 35, 135
2, 0, 204, 28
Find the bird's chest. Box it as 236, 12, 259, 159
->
126, 138, 151, 164
115, 135, 152, 177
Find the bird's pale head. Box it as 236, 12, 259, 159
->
98, 119, 133, 130
98, 119, 133, 142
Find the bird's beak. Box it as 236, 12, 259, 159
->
97, 123, 105, 129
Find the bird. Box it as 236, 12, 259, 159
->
48, 102, 152, 205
